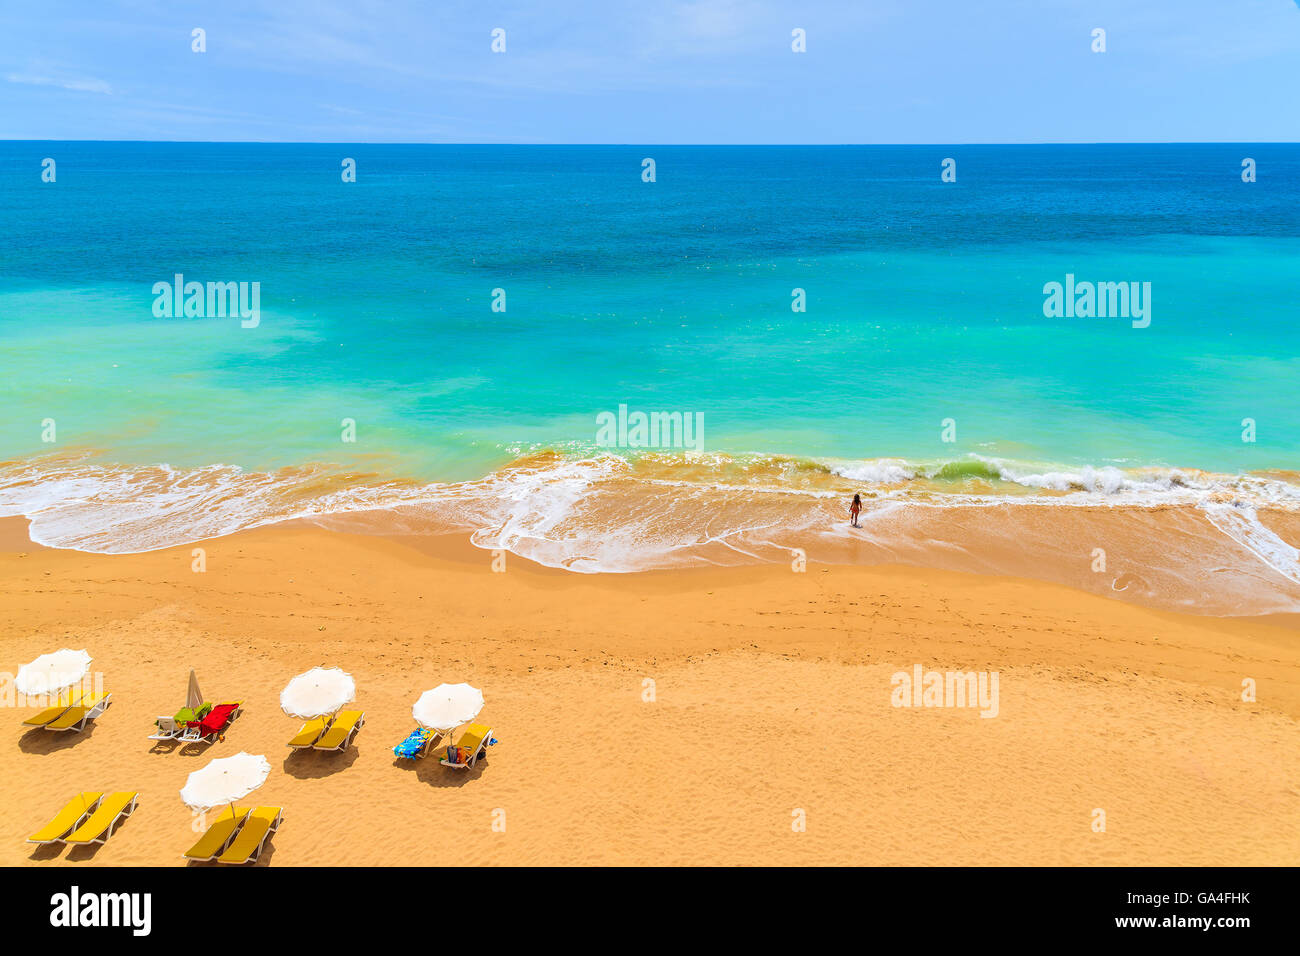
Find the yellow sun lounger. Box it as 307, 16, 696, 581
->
27, 792, 104, 844
440, 723, 494, 769
183, 805, 250, 862
312, 710, 365, 751
288, 716, 332, 749
22, 688, 87, 727
64, 791, 138, 845
45, 692, 112, 732
216, 806, 282, 865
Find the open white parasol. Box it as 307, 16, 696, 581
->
412, 682, 484, 732
15, 648, 92, 699
280, 666, 355, 719
180, 752, 271, 812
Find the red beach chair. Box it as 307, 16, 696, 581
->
186, 701, 243, 744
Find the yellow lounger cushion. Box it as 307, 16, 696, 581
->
288, 716, 330, 747
36, 692, 109, 730
217, 806, 281, 864
184, 806, 249, 860
314, 710, 364, 749
65, 791, 137, 844
46, 701, 100, 730
46, 708, 88, 730
23, 687, 90, 725
457, 723, 491, 753
28, 793, 103, 843
23, 705, 70, 727
442, 724, 492, 766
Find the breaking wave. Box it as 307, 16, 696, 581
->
1, 449, 1298, 616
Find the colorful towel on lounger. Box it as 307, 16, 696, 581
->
393, 729, 431, 759
175, 703, 211, 726
199, 703, 238, 737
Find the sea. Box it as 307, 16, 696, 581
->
2, 142, 1297, 614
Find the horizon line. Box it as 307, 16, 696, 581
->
3, 139, 1299, 147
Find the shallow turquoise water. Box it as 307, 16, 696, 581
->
2, 143, 1297, 480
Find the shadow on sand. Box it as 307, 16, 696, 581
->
394, 754, 490, 788
19, 724, 99, 754
283, 746, 359, 779
148, 738, 224, 757
26, 842, 65, 862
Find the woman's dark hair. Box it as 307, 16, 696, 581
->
852, 493, 861, 505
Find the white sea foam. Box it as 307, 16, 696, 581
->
1200, 501, 1300, 587
2, 451, 1298, 614
830, 459, 915, 483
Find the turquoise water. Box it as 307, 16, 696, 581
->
2, 143, 1297, 478
0, 144, 1298, 611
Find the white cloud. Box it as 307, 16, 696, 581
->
6, 72, 113, 94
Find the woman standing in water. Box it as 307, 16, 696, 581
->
849, 493, 862, 528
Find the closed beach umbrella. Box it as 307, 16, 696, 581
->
15, 648, 92, 698
413, 682, 484, 732
186, 669, 204, 710
180, 752, 271, 812
280, 666, 355, 719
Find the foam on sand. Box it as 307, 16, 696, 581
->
1, 449, 1298, 615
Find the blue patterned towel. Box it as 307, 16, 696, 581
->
393, 728, 430, 758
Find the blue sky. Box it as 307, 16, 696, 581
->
2, 0, 1299, 143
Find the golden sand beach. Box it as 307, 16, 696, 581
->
2, 515, 1297, 866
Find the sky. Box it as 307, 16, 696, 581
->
2, 0, 1299, 143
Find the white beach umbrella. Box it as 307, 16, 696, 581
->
280, 666, 355, 719
186, 669, 204, 711
413, 682, 484, 732
15, 648, 92, 698
180, 752, 271, 812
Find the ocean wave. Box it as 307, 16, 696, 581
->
1200, 501, 1300, 587
832, 452, 1300, 505
830, 459, 914, 483
1, 449, 1298, 614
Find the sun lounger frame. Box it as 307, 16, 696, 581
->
23, 687, 88, 728
311, 710, 365, 752
182, 805, 250, 862
215, 807, 283, 865
44, 693, 113, 732
416, 727, 443, 757
179, 701, 243, 745
63, 792, 138, 845
27, 793, 104, 845
177, 724, 203, 743
149, 715, 181, 740
439, 725, 494, 769
288, 714, 333, 749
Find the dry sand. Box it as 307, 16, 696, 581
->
1, 516, 1297, 866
